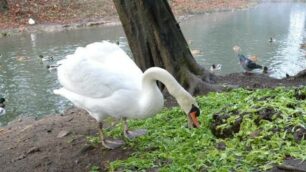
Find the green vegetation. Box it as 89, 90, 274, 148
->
89, 165, 100, 172
105, 87, 305, 171
87, 135, 100, 145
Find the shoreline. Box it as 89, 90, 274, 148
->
0, 1, 257, 37
0, 16, 121, 37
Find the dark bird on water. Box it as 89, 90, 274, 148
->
233, 46, 268, 74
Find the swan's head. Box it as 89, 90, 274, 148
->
177, 95, 200, 128
188, 104, 200, 128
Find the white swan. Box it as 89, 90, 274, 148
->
54, 41, 200, 149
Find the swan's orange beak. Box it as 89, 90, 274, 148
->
189, 111, 200, 128
188, 104, 200, 128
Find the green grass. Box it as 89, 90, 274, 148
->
104, 87, 306, 171
89, 165, 100, 172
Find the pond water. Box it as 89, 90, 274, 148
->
0, 2, 305, 125
183, 2, 306, 78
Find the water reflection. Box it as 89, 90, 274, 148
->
181, 2, 306, 78
270, 6, 306, 78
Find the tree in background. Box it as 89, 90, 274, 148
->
113, 0, 222, 94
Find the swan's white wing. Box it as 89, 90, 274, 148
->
57, 41, 143, 98
83, 41, 142, 75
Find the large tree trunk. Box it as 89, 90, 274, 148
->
0, 0, 8, 12
113, 0, 220, 94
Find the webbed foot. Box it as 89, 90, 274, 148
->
124, 129, 147, 139
102, 138, 125, 149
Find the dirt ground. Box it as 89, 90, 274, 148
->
1, 0, 306, 172
0, 107, 137, 172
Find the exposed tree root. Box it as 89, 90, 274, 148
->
178, 68, 233, 95
294, 69, 306, 79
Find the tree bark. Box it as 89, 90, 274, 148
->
294, 69, 306, 78
113, 0, 219, 94
0, 0, 8, 12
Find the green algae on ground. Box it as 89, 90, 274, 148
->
105, 87, 306, 171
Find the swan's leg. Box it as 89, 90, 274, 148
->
98, 122, 124, 149
123, 118, 147, 139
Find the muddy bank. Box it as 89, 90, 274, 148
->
0, 16, 120, 37
0, 107, 132, 172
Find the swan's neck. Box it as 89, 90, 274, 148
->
139, 67, 191, 117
